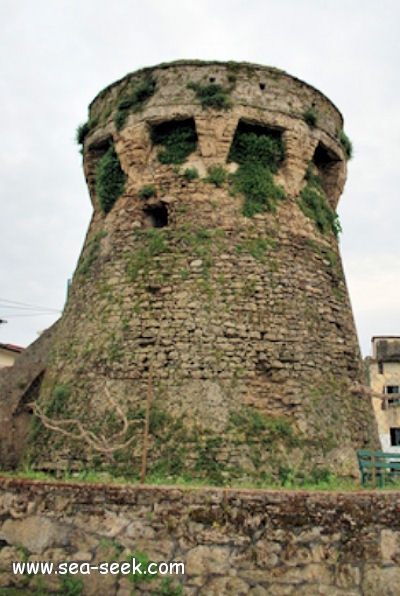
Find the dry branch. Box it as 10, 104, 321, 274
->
32, 381, 142, 455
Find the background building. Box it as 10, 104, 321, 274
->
368, 336, 400, 451
0, 343, 23, 369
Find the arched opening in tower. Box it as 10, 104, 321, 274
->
312, 142, 342, 206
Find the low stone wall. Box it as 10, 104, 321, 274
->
1, 477, 400, 595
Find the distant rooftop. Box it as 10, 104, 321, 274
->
372, 336, 400, 362
0, 343, 24, 354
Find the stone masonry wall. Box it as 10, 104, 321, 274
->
1, 477, 400, 595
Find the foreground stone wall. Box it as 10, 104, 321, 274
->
1, 477, 400, 595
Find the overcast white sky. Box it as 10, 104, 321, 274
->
0, 0, 399, 357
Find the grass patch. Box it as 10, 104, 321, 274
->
206, 164, 227, 187
152, 120, 197, 165
138, 184, 156, 199
182, 167, 199, 182
187, 81, 233, 110
0, 468, 371, 491
95, 144, 127, 213
114, 75, 156, 130
298, 168, 341, 236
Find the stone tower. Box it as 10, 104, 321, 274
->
24, 61, 378, 481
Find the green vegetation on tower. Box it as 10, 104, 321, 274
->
228, 128, 286, 217
95, 145, 127, 213
152, 121, 197, 165
298, 166, 341, 236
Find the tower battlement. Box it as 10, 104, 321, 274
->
83, 61, 347, 213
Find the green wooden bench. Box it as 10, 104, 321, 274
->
357, 450, 400, 487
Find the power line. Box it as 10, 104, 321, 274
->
0, 297, 62, 322
0, 297, 60, 313
0, 313, 60, 318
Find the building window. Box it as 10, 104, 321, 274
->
388, 398, 400, 408
378, 361, 384, 374
386, 386, 400, 394
390, 428, 400, 446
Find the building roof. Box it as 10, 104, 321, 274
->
0, 343, 24, 354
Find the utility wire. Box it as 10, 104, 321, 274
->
0, 297, 62, 319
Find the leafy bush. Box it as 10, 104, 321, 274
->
152, 121, 197, 165
182, 167, 199, 181
339, 129, 353, 160
303, 108, 317, 127
233, 163, 286, 216
206, 165, 227, 187
95, 145, 127, 213
114, 75, 156, 130
75, 117, 99, 144
187, 81, 232, 110
228, 128, 286, 216
138, 184, 156, 199
298, 170, 341, 236
228, 130, 285, 172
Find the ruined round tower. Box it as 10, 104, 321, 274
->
27, 61, 378, 481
